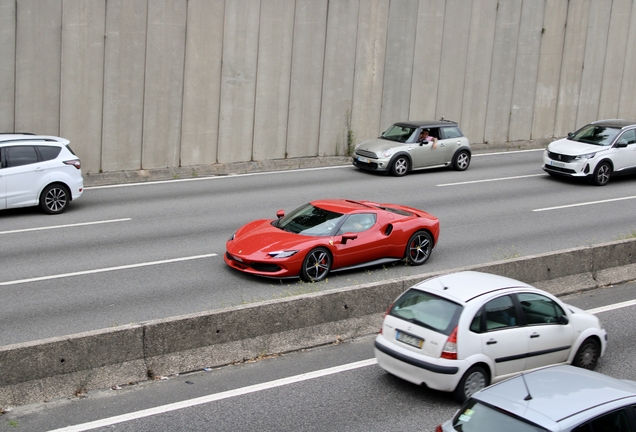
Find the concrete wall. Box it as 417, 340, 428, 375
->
2, 0, 636, 174
2, 237, 636, 408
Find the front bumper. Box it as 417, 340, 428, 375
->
542, 153, 592, 178
352, 155, 390, 172
224, 251, 298, 279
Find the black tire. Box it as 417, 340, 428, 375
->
390, 156, 409, 177
591, 162, 611, 186
39, 184, 70, 215
572, 338, 600, 370
453, 365, 489, 403
452, 150, 471, 171
404, 231, 433, 266
300, 247, 332, 282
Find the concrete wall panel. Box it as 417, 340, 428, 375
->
15, 0, 62, 135
101, 0, 148, 172
599, 0, 632, 119
531, 0, 568, 139
286, 0, 328, 158
180, 0, 224, 167
508, 0, 544, 141
252, 0, 295, 161
318, 0, 360, 156
554, 0, 590, 136
0, 0, 15, 132
436, 0, 471, 123
60, 0, 106, 174
380, 0, 418, 131
350, 0, 389, 141
217, 1, 261, 163
460, 0, 497, 143
409, 0, 445, 120
141, 0, 187, 169
484, 0, 523, 144
575, 0, 612, 127
619, 2, 636, 119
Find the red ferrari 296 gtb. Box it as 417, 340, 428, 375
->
224, 199, 439, 282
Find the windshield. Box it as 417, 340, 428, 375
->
389, 289, 462, 336
452, 399, 548, 432
381, 124, 417, 143
570, 124, 621, 146
276, 203, 344, 236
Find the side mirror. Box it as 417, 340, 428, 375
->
341, 233, 358, 244
276, 210, 284, 219
557, 315, 569, 325
567, 132, 574, 139
616, 142, 628, 148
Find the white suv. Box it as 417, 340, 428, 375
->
543, 119, 636, 186
374, 271, 607, 402
0, 133, 84, 214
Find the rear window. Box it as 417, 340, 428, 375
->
389, 289, 462, 336
453, 399, 548, 432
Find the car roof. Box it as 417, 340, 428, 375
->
0, 133, 69, 145
310, 199, 382, 214
473, 365, 636, 428
589, 119, 636, 129
410, 271, 534, 303
392, 120, 459, 129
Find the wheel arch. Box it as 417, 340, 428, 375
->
567, 332, 605, 364
389, 152, 413, 170
452, 145, 472, 158
39, 181, 73, 203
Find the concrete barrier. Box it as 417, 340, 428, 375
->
1, 238, 635, 408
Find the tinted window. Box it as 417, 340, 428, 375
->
483, 295, 518, 331
6, 146, 38, 167
390, 289, 462, 335
571, 125, 621, 146
441, 126, 462, 139
453, 399, 548, 432
573, 408, 632, 432
37, 145, 62, 161
337, 213, 376, 234
616, 129, 636, 145
518, 293, 565, 325
276, 203, 344, 236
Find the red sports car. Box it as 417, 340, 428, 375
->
224, 199, 440, 282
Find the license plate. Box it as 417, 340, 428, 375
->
357, 156, 370, 163
396, 331, 424, 349
550, 161, 566, 168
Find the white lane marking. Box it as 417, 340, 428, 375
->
533, 195, 636, 212
45, 296, 636, 431
0, 254, 217, 286
0, 218, 131, 235
48, 358, 378, 432
438, 173, 544, 186
85, 165, 353, 190
586, 299, 636, 315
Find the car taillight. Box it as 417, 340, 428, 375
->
64, 159, 81, 169
379, 302, 393, 334
441, 326, 458, 360
435, 426, 443, 432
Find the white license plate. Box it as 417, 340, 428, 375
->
550, 161, 566, 168
357, 156, 370, 163
396, 331, 424, 349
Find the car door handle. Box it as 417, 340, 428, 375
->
486, 340, 497, 345
34, 166, 43, 171
530, 333, 540, 338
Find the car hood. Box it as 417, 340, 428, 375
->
356, 138, 403, 153
548, 138, 608, 156
230, 219, 317, 254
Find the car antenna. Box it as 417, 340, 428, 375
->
521, 373, 533, 401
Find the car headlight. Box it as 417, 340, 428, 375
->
575, 152, 597, 160
381, 148, 394, 158
268, 250, 299, 258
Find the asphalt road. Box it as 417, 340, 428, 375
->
2, 149, 636, 346
2, 282, 635, 431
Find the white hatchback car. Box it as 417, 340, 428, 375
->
374, 271, 607, 402
0, 133, 84, 214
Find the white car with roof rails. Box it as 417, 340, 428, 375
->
374, 271, 607, 402
0, 133, 84, 214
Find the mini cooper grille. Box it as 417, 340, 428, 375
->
355, 149, 378, 159
547, 151, 576, 163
